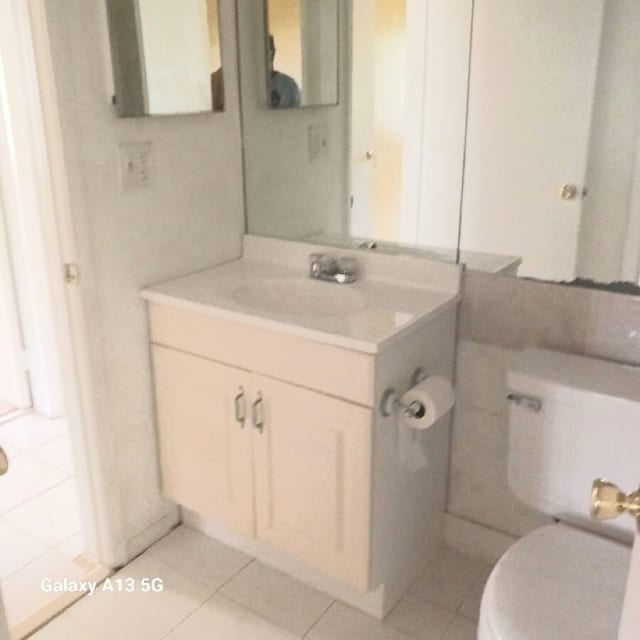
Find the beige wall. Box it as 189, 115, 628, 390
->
239, 0, 349, 240
449, 271, 640, 539
44, 0, 245, 562
370, 0, 406, 241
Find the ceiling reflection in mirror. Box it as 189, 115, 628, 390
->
106, 0, 224, 116
265, 0, 339, 108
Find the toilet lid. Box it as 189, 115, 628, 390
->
481, 524, 631, 640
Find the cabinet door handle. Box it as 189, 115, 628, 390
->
234, 386, 245, 428
252, 392, 264, 433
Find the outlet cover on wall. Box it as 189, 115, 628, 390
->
308, 123, 329, 162
118, 141, 153, 189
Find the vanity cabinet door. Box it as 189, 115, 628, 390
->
152, 345, 254, 535
252, 375, 372, 591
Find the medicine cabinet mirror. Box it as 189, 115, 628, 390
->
106, 0, 225, 116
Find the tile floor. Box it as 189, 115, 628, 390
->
32, 525, 491, 640
0, 413, 86, 630
0, 403, 17, 420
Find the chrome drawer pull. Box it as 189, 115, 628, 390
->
234, 387, 245, 428
252, 392, 264, 433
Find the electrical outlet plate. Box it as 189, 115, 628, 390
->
118, 142, 153, 189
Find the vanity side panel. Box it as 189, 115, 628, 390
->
148, 303, 375, 406
371, 307, 457, 615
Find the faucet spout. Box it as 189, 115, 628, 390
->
309, 253, 357, 284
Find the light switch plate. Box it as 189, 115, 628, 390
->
119, 142, 153, 189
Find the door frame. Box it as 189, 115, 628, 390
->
621, 118, 640, 283
0, 194, 32, 411
0, 0, 119, 568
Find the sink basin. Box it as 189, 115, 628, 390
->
228, 278, 367, 317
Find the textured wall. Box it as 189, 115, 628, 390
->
238, 0, 350, 240
44, 0, 245, 561
449, 271, 640, 538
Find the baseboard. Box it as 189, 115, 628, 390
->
444, 513, 517, 564
182, 508, 389, 620
123, 508, 180, 566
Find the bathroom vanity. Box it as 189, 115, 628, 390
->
142, 236, 461, 618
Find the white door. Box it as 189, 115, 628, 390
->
0, 198, 31, 409
460, 0, 605, 280
0, 590, 9, 640
252, 375, 372, 591
618, 528, 640, 640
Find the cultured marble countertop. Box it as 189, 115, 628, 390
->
140, 258, 460, 354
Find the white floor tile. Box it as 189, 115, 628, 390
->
146, 525, 251, 589
0, 519, 46, 579
165, 593, 299, 640
4, 478, 82, 546
458, 568, 491, 622
221, 561, 333, 636
442, 616, 477, 640
0, 454, 69, 514
1, 551, 86, 627
55, 532, 85, 561
29, 611, 105, 640
0, 414, 67, 452
31, 435, 75, 475
0, 438, 25, 460
385, 594, 457, 640
306, 603, 414, 640
67, 553, 218, 640
409, 548, 490, 611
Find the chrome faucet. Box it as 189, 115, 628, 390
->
309, 253, 357, 284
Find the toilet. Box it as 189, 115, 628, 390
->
478, 348, 638, 639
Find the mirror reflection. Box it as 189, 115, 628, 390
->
349, 0, 640, 284
243, 0, 640, 289
265, 0, 339, 108
106, 0, 224, 116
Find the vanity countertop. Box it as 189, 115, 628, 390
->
141, 250, 460, 355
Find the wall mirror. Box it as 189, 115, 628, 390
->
106, 0, 224, 116
242, 0, 640, 291
350, 0, 640, 285
264, 0, 339, 108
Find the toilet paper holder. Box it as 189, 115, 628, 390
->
380, 368, 427, 418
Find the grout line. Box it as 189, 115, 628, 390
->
0, 474, 76, 519
301, 599, 335, 639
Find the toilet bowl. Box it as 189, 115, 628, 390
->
477, 348, 640, 639
478, 524, 630, 640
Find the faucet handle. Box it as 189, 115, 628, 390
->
335, 256, 357, 275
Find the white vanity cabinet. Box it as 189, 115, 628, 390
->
149, 303, 373, 590
142, 239, 461, 617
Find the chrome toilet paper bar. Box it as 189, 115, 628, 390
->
380, 368, 427, 418
507, 392, 542, 412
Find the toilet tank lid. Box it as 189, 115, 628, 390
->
510, 348, 640, 403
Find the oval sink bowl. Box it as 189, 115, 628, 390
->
228, 278, 367, 317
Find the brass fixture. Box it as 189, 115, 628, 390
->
560, 184, 578, 201
64, 263, 81, 286
591, 478, 640, 521
0, 446, 8, 476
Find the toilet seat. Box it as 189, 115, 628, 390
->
478, 524, 630, 640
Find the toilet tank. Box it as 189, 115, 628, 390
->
507, 348, 640, 539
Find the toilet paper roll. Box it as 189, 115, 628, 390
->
400, 376, 455, 430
